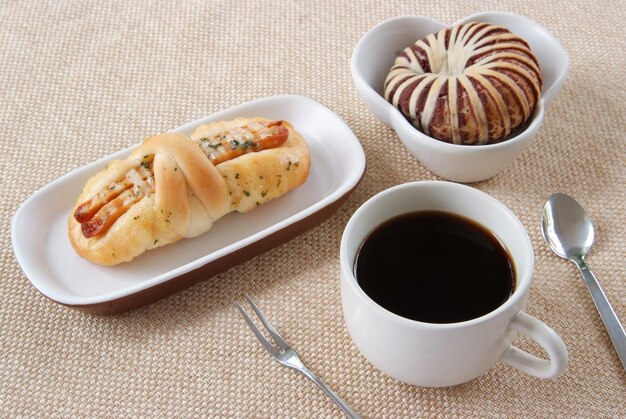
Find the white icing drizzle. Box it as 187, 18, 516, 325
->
458, 75, 488, 143
409, 75, 436, 121
383, 22, 542, 144
421, 76, 444, 134
447, 75, 460, 144
392, 75, 421, 108
469, 72, 511, 134
481, 67, 530, 118
405, 47, 423, 73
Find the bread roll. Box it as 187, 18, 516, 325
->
68, 117, 310, 265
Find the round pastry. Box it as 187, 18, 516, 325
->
384, 22, 542, 145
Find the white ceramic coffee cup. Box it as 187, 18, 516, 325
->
340, 181, 568, 387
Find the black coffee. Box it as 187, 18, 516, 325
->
354, 211, 515, 324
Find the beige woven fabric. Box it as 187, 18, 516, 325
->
1, 0, 625, 416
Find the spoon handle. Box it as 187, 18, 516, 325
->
574, 258, 626, 370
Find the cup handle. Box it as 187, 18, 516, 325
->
500, 311, 568, 379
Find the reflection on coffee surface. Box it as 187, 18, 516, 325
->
354, 211, 515, 323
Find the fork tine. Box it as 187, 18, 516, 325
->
243, 294, 291, 351
234, 301, 281, 358
237, 297, 362, 418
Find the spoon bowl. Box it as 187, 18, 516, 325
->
541, 193, 595, 261
541, 193, 626, 370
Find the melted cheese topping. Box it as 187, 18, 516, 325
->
194, 121, 276, 161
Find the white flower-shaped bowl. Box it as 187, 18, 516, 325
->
351, 12, 568, 182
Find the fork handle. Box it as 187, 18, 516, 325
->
298, 366, 362, 419
574, 258, 626, 370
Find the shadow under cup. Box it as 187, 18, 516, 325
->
340, 181, 568, 387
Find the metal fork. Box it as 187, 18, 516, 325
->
235, 295, 361, 419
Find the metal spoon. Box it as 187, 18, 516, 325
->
541, 193, 626, 370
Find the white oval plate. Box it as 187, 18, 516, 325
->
12, 95, 365, 312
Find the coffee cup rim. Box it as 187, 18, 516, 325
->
340, 180, 534, 329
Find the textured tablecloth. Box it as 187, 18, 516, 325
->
1, 1, 624, 417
